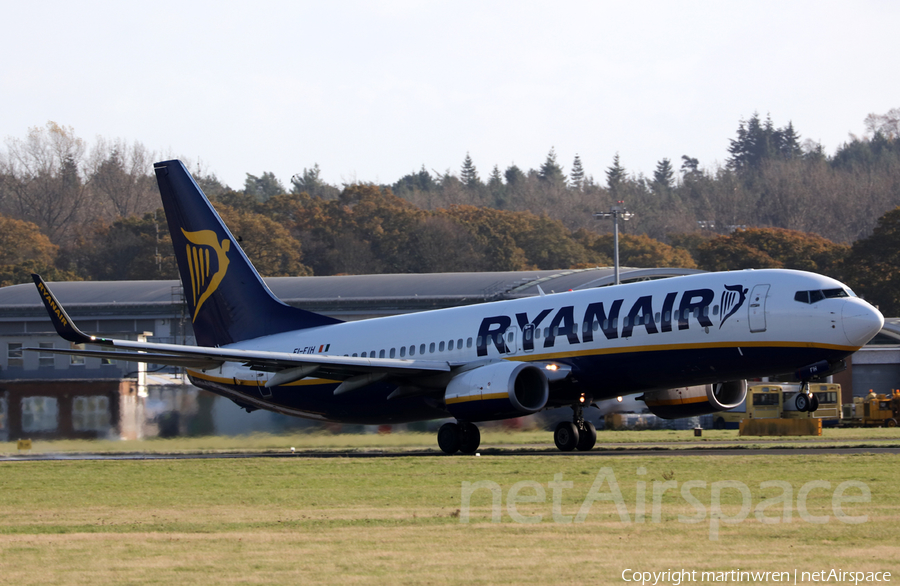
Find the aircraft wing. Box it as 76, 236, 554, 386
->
28, 275, 451, 389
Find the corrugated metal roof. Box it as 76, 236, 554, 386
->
0, 267, 701, 318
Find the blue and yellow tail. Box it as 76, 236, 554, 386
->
153, 160, 341, 347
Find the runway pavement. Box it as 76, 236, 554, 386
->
3, 442, 900, 461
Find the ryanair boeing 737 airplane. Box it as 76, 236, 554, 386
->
29, 160, 884, 453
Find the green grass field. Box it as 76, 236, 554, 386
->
1, 450, 899, 585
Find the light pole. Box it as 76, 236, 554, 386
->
593, 201, 634, 285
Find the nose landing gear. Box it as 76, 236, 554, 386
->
794, 381, 820, 413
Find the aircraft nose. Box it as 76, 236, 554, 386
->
842, 300, 884, 347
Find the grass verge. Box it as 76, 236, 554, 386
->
0, 453, 898, 585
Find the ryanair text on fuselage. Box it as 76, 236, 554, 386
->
476, 285, 747, 356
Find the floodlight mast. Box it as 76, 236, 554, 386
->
593, 201, 634, 285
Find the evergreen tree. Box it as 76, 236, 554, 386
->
460, 152, 481, 187
653, 158, 674, 192
244, 171, 285, 201
392, 165, 437, 194
606, 153, 626, 196
290, 163, 338, 199
569, 154, 585, 190
487, 165, 506, 207
727, 113, 802, 174
538, 147, 566, 185
680, 155, 700, 175
504, 164, 526, 187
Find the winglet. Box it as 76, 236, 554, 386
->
31, 274, 99, 344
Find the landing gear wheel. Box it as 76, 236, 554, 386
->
794, 393, 810, 412
808, 394, 819, 412
458, 422, 481, 454
437, 422, 460, 454
884, 418, 898, 428
576, 421, 597, 451
554, 421, 580, 452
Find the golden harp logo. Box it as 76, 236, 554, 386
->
182, 228, 231, 321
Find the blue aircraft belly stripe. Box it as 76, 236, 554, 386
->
180, 341, 854, 425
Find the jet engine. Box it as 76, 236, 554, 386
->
444, 361, 549, 422
643, 380, 747, 419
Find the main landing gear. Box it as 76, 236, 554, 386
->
438, 421, 481, 454
554, 401, 597, 452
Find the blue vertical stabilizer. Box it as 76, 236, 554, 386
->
153, 159, 342, 347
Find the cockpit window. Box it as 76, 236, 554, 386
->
794, 288, 850, 304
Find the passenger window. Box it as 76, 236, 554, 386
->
663, 311, 670, 322
712, 305, 719, 316
420, 344, 426, 355
370, 350, 376, 358
602, 319, 608, 330
466, 338, 472, 348
400, 347, 406, 357
654, 312, 660, 323
623, 316, 630, 327
361, 352, 366, 357
593, 321, 599, 332
534, 328, 541, 339
507, 332, 514, 343
524, 329, 532, 341
429, 342, 435, 353
439, 341, 445, 352
409, 345, 415, 356
380, 350, 386, 358
702, 306, 709, 317
448, 339, 454, 350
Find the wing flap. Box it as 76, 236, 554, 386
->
25, 348, 224, 369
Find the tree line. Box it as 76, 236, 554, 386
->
2, 111, 900, 314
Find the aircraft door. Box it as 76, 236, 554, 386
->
748, 284, 770, 333
521, 324, 535, 353
505, 326, 518, 355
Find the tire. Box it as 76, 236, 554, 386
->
713, 417, 725, 430
576, 421, 597, 451
808, 394, 819, 412
554, 421, 580, 452
458, 422, 481, 454
437, 422, 460, 454
795, 393, 810, 412
884, 418, 898, 428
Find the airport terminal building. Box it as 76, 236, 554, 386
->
1, 267, 897, 440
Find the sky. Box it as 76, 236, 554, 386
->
2, 1, 898, 190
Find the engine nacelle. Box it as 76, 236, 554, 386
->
444, 361, 549, 422
643, 380, 747, 419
